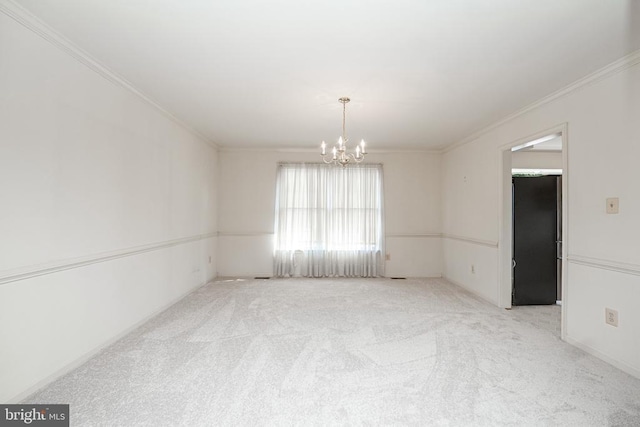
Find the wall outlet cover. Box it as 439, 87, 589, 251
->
606, 197, 619, 214
605, 308, 619, 327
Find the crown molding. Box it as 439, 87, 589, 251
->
7, 0, 637, 155
368, 148, 443, 154
218, 145, 442, 154
443, 49, 640, 154
217, 146, 320, 153
0, 0, 219, 150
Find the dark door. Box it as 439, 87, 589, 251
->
512, 176, 560, 305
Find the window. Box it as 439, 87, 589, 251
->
274, 163, 384, 277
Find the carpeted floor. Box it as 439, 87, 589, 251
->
25, 278, 640, 426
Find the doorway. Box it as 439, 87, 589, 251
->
498, 125, 567, 337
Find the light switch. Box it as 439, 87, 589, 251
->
606, 197, 619, 214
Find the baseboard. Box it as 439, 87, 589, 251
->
442, 275, 499, 307
564, 336, 640, 380
8, 280, 210, 403
444, 277, 640, 381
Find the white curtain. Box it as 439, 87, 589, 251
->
274, 163, 384, 277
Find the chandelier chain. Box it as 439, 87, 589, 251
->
342, 98, 347, 143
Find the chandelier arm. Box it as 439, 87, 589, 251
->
351, 153, 364, 163
321, 153, 336, 164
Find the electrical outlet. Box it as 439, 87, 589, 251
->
471, 264, 475, 274
209, 256, 212, 264
385, 253, 391, 261
606, 198, 619, 214
605, 308, 618, 327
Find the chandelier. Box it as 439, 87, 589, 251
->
320, 97, 367, 166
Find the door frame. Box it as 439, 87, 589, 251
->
497, 123, 568, 339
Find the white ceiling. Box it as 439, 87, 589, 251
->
12, 0, 640, 150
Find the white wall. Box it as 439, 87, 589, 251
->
217, 150, 442, 278
512, 150, 562, 169
442, 53, 640, 377
0, 9, 217, 402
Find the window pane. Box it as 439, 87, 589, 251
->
274, 163, 383, 252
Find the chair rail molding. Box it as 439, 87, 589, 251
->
0, 232, 218, 286
386, 233, 442, 238
567, 254, 640, 277
442, 233, 498, 248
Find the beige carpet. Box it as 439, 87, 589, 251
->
25, 277, 640, 426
